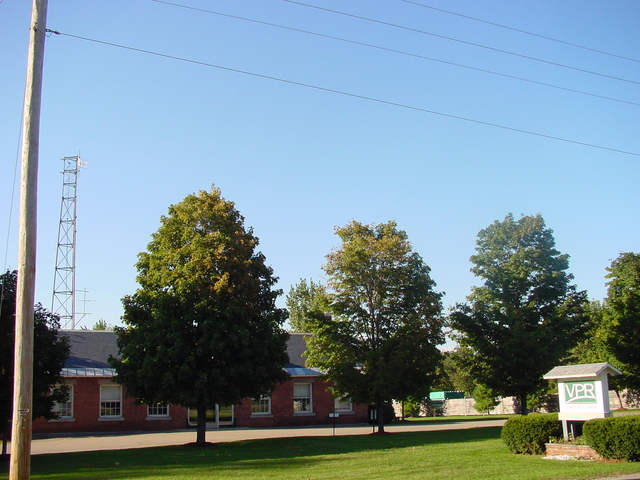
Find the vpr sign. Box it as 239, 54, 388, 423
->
544, 363, 621, 422
564, 381, 597, 404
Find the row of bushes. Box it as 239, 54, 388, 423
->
501, 413, 561, 455
584, 415, 640, 462
501, 413, 640, 461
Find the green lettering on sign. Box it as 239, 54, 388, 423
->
564, 381, 597, 404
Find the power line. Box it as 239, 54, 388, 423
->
283, 0, 640, 86
401, 0, 640, 64
149, 0, 639, 108
47, 30, 640, 158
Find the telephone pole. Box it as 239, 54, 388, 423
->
11, 0, 48, 478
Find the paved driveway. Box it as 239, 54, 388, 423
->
29, 419, 507, 455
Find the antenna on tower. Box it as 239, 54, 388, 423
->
52, 155, 87, 329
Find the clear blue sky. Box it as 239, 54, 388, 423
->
1, 0, 638, 335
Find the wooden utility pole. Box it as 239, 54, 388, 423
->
11, 0, 48, 478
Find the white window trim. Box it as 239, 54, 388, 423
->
50, 385, 75, 422
293, 383, 314, 416
99, 384, 124, 420
334, 396, 354, 414
146, 403, 171, 420
250, 396, 273, 417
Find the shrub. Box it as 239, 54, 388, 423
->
583, 416, 640, 461
501, 413, 561, 455
403, 397, 423, 417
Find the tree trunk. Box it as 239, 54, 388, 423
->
519, 393, 528, 415
376, 402, 385, 434
196, 404, 207, 445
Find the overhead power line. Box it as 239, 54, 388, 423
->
149, 0, 639, 108
47, 30, 640, 158
283, 0, 640, 86
401, 0, 640, 64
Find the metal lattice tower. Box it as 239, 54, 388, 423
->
52, 155, 87, 329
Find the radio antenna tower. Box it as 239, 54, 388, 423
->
52, 155, 87, 329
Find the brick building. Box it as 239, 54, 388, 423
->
32, 331, 367, 434
235, 333, 368, 428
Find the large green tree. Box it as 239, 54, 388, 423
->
305, 221, 444, 433
438, 346, 478, 395
449, 214, 588, 414
604, 252, 640, 390
285, 279, 327, 332
110, 188, 290, 445
0, 270, 70, 456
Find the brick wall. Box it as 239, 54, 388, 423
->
234, 377, 368, 428
545, 443, 600, 459
33, 377, 189, 434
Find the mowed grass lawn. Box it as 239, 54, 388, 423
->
4, 426, 640, 480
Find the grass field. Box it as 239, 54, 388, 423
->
3, 426, 640, 480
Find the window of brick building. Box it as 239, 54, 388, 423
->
147, 403, 169, 417
293, 383, 312, 413
100, 385, 122, 417
52, 385, 74, 418
251, 396, 271, 415
334, 396, 353, 412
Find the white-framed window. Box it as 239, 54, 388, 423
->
100, 385, 122, 417
52, 385, 73, 418
251, 396, 271, 415
293, 383, 312, 413
147, 403, 169, 417
334, 396, 353, 412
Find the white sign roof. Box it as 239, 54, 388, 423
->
543, 362, 621, 380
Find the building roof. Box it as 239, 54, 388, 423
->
59, 330, 321, 378
285, 333, 322, 377
543, 362, 622, 380
60, 330, 118, 377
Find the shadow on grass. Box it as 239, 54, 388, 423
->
23, 427, 503, 479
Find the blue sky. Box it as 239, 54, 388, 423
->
1, 0, 638, 336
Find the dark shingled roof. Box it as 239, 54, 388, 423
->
285, 333, 311, 368
61, 330, 119, 368
60, 330, 320, 377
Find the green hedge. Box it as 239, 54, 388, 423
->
501, 413, 561, 455
583, 416, 640, 462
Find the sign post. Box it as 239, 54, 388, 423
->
544, 363, 621, 440
329, 412, 339, 436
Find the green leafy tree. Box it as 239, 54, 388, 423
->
286, 279, 327, 332
449, 214, 588, 414
569, 301, 626, 393
570, 302, 613, 363
440, 347, 478, 395
110, 188, 290, 445
92, 319, 114, 331
473, 383, 499, 414
305, 221, 444, 433
0, 270, 70, 456
604, 252, 640, 390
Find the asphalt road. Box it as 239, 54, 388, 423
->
29, 419, 507, 455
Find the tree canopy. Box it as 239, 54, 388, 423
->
604, 252, 640, 390
0, 270, 70, 456
305, 221, 444, 432
286, 279, 327, 332
449, 214, 588, 414
110, 188, 290, 444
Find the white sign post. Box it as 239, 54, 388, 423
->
544, 363, 621, 440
